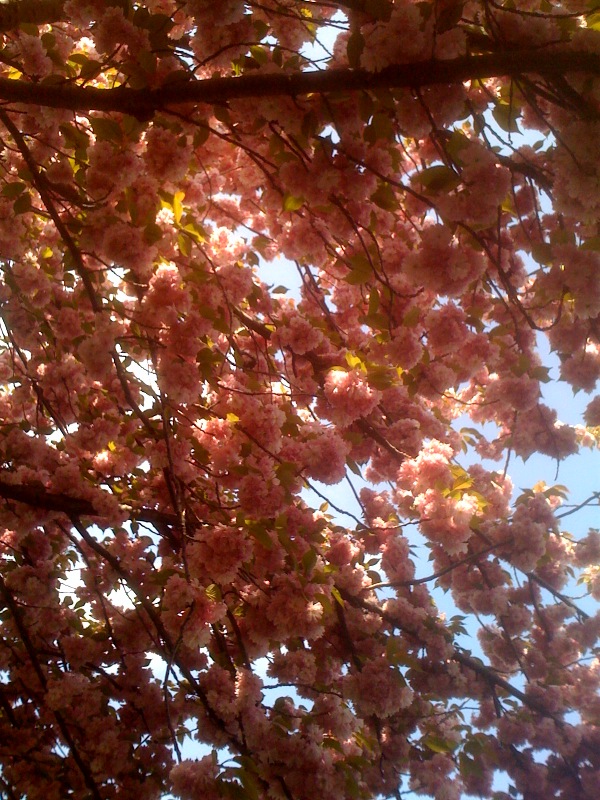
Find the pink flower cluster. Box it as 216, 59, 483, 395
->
321, 368, 382, 426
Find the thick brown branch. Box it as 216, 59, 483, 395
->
0, 476, 189, 533
0, 50, 598, 115
0, 0, 65, 32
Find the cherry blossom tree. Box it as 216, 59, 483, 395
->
0, 1, 599, 798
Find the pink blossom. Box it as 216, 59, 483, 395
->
269, 648, 317, 685
322, 369, 382, 426
187, 524, 252, 583
263, 576, 325, 640
575, 530, 600, 567
170, 757, 220, 800
360, 5, 429, 71
381, 534, 414, 582
101, 221, 157, 279
161, 574, 225, 648
403, 224, 486, 296
18, 34, 53, 78
145, 125, 192, 182
510, 405, 579, 461
294, 423, 350, 484
93, 6, 150, 54
347, 656, 413, 718
276, 313, 324, 355
87, 141, 141, 197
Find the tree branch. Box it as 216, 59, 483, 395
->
0, 0, 65, 32
0, 475, 190, 533
340, 588, 564, 723
0, 50, 598, 116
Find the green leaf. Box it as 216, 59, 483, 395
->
445, 129, 470, 162
345, 353, 364, 370
79, 59, 103, 81
213, 105, 232, 125
346, 458, 363, 477
331, 586, 344, 606
90, 117, 122, 143
13, 193, 31, 214
346, 253, 372, 285
2, 182, 26, 198
459, 751, 484, 778
346, 31, 364, 69
301, 548, 317, 574
182, 221, 207, 242
544, 483, 569, 499
282, 193, 304, 211
173, 191, 185, 225
205, 584, 222, 602
194, 126, 210, 148
368, 287, 380, 315
358, 92, 374, 122
144, 222, 163, 245
68, 53, 89, 66
322, 736, 344, 753
550, 228, 575, 247
370, 183, 398, 212
531, 241, 553, 265
414, 165, 461, 193
253, 18, 269, 39
19, 23, 39, 36
364, 112, 395, 144
530, 365, 552, 383
366, 364, 395, 389
249, 524, 273, 550
178, 232, 191, 256
403, 306, 421, 327
423, 735, 458, 754
237, 768, 260, 800
587, 11, 600, 30
276, 461, 298, 490
492, 102, 521, 133
581, 236, 600, 251
249, 44, 269, 66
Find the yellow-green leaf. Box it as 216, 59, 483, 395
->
282, 193, 304, 212
90, 117, 122, 143
423, 735, 457, 754
414, 165, 461, 193
492, 102, 521, 133
371, 183, 398, 212
173, 191, 185, 225
331, 586, 344, 606
345, 353, 364, 370
531, 241, 553, 265
346, 253, 372, 285
587, 11, 600, 30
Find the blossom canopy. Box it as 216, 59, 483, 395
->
0, 2, 599, 800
